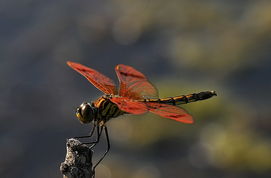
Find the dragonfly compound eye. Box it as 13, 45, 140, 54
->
76, 102, 95, 124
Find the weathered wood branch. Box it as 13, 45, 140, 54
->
60, 138, 94, 178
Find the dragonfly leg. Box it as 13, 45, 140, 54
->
74, 122, 97, 139
92, 125, 111, 170
83, 125, 103, 147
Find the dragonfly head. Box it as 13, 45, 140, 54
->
76, 102, 96, 124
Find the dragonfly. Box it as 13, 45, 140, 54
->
67, 61, 216, 170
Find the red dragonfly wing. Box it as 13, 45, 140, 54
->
67, 61, 117, 95
115, 64, 158, 100
146, 103, 194, 124
110, 97, 148, 114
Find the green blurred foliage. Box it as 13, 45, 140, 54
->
111, 0, 271, 76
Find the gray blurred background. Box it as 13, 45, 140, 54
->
1, 0, 271, 178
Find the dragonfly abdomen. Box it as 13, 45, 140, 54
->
145, 91, 217, 105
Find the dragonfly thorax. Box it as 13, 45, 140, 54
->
76, 102, 97, 124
